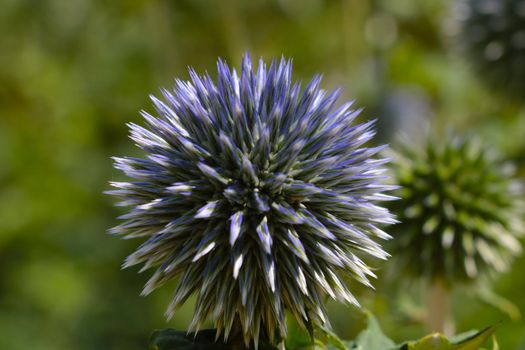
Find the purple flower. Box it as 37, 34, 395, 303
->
108, 53, 396, 346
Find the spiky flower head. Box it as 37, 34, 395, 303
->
459, 0, 525, 100
108, 54, 396, 346
387, 135, 524, 285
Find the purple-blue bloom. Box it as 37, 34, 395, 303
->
108, 53, 396, 346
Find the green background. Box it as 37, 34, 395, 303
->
1, 0, 524, 349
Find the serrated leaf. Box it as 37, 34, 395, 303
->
453, 324, 499, 350
395, 323, 498, 350
448, 330, 478, 343
331, 313, 500, 350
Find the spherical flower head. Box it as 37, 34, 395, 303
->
108, 54, 396, 346
459, 0, 525, 100
387, 135, 524, 285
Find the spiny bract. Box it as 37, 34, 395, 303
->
459, 0, 525, 100
108, 54, 396, 346
387, 135, 524, 284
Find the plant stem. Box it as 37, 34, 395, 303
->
425, 278, 455, 336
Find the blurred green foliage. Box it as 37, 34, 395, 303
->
0, 0, 524, 349
149, 314, 497, 349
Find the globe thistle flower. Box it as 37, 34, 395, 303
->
458, 0, 525, 100
108, 54, 396, 347
387, 135, 524, 285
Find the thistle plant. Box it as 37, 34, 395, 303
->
459, 0, 525, 100
387, 135, 524, 333
107, 54, 396, 347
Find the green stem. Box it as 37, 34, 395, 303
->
425, 278, 455, 336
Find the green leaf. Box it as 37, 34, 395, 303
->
491, 336, 499, 350
453, 324, 499, 350
149, 329, 230, 350
286, 317, 314, 350
320, 313, 496, 350
149, 329, 195, 350
396, 323, 499, 350
344, 312, 396, 350
148, 319, 498, 350
449, 331, 479, 344
401, 333, 454, 350
149, 328, 280, 350
317, 326, 349, 350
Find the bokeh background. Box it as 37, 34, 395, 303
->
1, 0, 524, 349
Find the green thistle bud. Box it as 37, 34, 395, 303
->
387, 135, 524, 284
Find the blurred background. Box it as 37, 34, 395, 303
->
1, 0, 524, 349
